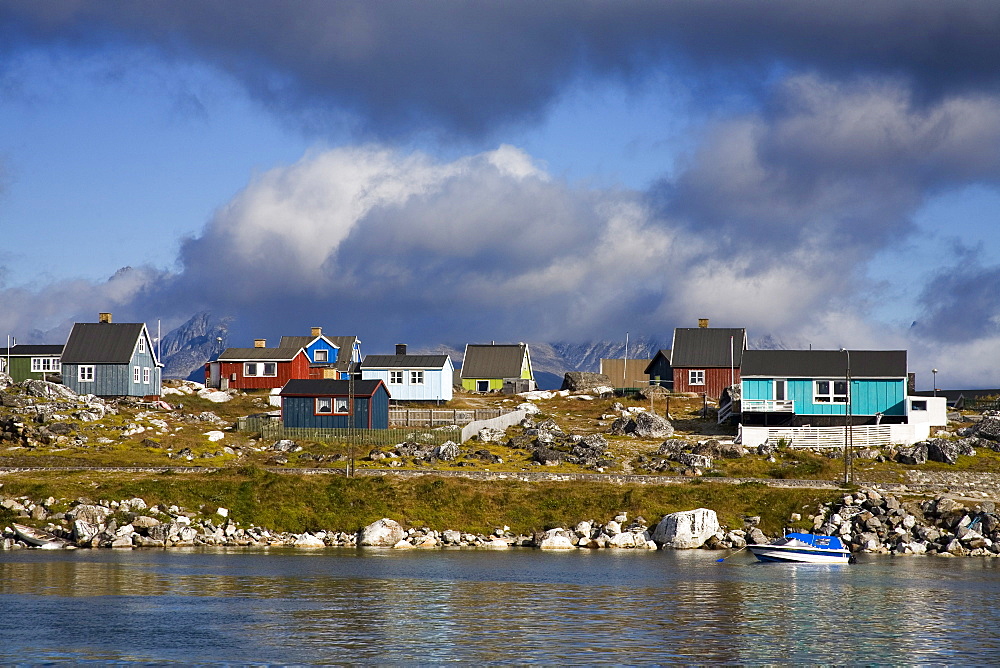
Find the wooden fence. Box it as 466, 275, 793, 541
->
759, 425, 894, 449
237, 415, 460, 447
387, 408, 505, 427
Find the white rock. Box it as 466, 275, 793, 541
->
605, 520, 622, 536
216, 507, 229, 518
608, 532, 638, 548
198, 390, 232, 403
360, 518, 406, 547
294, 533, 326, 547
204, 431, 226, 442
652, 508, 721, 549
392, 539, 415, 549
537, 528, 575, 549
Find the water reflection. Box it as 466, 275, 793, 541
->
0, 549, 998, 663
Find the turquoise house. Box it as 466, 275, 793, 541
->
738, 350, 907, 427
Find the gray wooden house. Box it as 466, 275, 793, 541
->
61, 314, 162, 398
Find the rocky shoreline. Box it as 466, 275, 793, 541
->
3, 486, 1000, 558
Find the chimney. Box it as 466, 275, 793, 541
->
396, 344, 407, 355
99, 312, 112, 324
311, 326, 322, 337
254, 339, 266, 348
698, 318, 709, 328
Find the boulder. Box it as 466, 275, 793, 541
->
632, 412, 674, 439
896, 442, 928, 465
536, 528, 575, 549
293, 533, 326, 547
359, 518, 405, 547
432, 441, 460, 461
477, 427, 506, 443
927, 439, 961, 465
561, 372, 612, 392
21, 380, 77, 401
68, 504, 113, 526
652, 508, 721, 549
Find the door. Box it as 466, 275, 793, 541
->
209, 362, 221, 389
774, 380, 786, 401
477, 380, 490, 392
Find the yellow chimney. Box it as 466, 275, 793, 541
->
254, 339, 266, 348
311, 327, 322, 337
99, 312, 112, 324
698, 318, 709, 328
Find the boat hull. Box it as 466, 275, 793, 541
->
748, 544, 850, 564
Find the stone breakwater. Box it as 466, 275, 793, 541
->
2, 488, 998, 557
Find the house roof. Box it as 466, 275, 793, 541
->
362, 354, 450, 369
61, 323, 154, 365
643, 349, 672, 375
279, 379, 386, 397
741, 350, 908, 378
280, 334, 358, 370
0, 345, 63, 357
460, 343, 530, 379
218, 347, 303, 362
670, 328, 746, 367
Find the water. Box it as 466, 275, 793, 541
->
0, 547, 998, 664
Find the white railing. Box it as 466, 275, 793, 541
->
741, 399, 795, 413
741, 425, 894, 449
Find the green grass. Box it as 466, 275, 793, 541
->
0, 469, 841, 536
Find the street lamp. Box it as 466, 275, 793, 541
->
840, 348, 852, 485
932, 369, 938, 397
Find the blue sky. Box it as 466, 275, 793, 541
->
2, 1, 1000, 389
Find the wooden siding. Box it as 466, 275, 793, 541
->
646, 356, 673, 388
217, 351, 310, 389
744, 378, 907, 417
362, 360, 454, 402
306, 339, 339, 364
3, 357, 61, 383
600, 359, 652, 389
673, 367, 739, 399
281, 386, 390, 429
62, 342, 160, 397
462, 378, 504, 392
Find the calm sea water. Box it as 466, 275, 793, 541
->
0, 547, 997, 664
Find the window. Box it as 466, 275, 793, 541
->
244, 363, 258, 377
334, 397, 349, 414
688, 370, 705, 386
410, 370, 424, 384
31, 357, 60, 372
314, 349, 328, 363
133, 366, 141, 383
476, 380, 490, 392
390, 370, 404, 384
138, 337, 145, 353
774, 379, 786, 401
814, 380, 848, 403
78, 365, 95, 382
911, 400, 927, 411
143, 367, 151, 384
315, 397, 332, 414
262, 362, 277, 377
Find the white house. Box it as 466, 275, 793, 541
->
361, 345, 454, 403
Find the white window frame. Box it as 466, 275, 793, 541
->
314, 349, 328, 363
476, 380, 490, 392
911, 400, 927, 411
143, 367, 151, 384
138, 337, 145, 354
688, 369, 705, 386
814, 379, 848, 403
315, 397, 333, 414
244, 362, 259, 377
773, 379, 786, 401
31, 357, 60, 372
334, 397, 350, 414
262, 362, 277, 377
390, 370, 404, 384
133, 366, 141, 383
410, 370, 424, 385
78, 365, 95, 383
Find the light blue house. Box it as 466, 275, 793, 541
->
60, 313, 162, 398
361, 345, 454, 403
736, 349, 908, 427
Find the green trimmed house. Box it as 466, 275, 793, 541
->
0, 345, 64, 382
460, 343, 534, 393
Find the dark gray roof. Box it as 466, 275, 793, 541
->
280, 334, 358, 368
218, 347, 303, 362
61, 323, 150, 364
460, 344, 529, 379
741, 350, 907, 378
670, 328, 746, 367
363, 354, 450, 369
643, 349, 672, 374
0, 345, 63, 356
280, 379, 386, 396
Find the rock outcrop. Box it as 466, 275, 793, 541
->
652, 508, 721, 548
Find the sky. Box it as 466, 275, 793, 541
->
1, 1, 1000, 389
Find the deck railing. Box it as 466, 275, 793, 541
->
742, 399, 795, 413
387, 408, 506, 427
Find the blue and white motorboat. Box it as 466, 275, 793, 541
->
748, 532, 852, 564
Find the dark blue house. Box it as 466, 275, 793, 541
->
279, 379, 390, 430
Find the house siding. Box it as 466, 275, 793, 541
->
645, 357, 673, 388
674, 367, 739, 398
462, 378, 504, 392
744, 378, 906, 416
218, 352, 310, 389
281, 386, 390, 429
306, 340, 339, 365
4, 357, 62, 383
363, 360, 454, 402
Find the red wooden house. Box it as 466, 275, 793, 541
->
670, 322, 746, 399
205, 339, 310, 390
